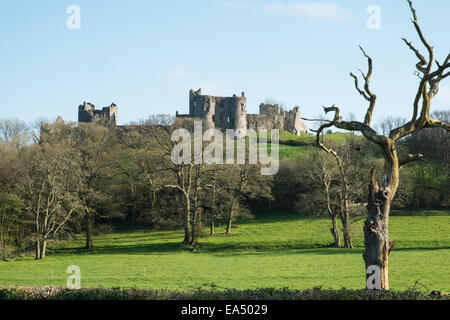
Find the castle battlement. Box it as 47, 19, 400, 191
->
67, 90, 307, 136
177, 89, 307, 136
78, 102, 117, 127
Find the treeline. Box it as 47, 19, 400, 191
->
0, 116, 272, 258
0, 111, 448, 258
272, 111, 450, 216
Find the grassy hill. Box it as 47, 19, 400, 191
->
1, 211, 449, 291
274, 131, 368, 159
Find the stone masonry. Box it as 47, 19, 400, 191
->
54, 90, 307, 136
177, 89, 307, 136
78, 102, 118, 127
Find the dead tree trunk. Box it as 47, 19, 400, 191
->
363, 144, 399, 289
305, 1, 449, 288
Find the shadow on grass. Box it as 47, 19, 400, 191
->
50, 241, 187, 256
48, 238, 450, 258
235, 212, 316, 226
391, 246, 450, 252
390, 210, 450, 217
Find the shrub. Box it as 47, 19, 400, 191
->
0, 286, 446, 300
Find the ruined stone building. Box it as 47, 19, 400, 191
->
47, 89, 307, 137
176, 89, 308, 136
176, 89, 248, 133
78, 102, 118, 127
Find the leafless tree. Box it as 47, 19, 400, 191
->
18, 144, 81, 259
309, 150, 341, 247
378, 116, 407, 137
307, 1, 449, 289
0, 119, 30, 151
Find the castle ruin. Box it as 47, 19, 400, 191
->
52, 89, 307, 136
176, 89, 307, 136
176, 89, 248, 134
78, 102, 118, 127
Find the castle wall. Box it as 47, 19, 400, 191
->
284, 107, 308, 135
247, 114, 284, 131
188, 89, 247, 135
78, 102, 97, 123
259, 103, 283, 116
78, 102, 117, 127
181, 89, 307, 136
74, 91, 307, 136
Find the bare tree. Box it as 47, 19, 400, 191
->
18, 144, 80, 259
307, 1, 449, 289
0, 119, 30, 151
309, 150, 341, 247
145, 115, 199, 244
66, 124, 116, 250
306, 140, 367, 248
223, 164, 250, 235
378, 116, 407, 137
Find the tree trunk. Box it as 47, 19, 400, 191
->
330, 214, 341, 248
226, 217, 232, 235
210, 219, 215, 236
363, 161, 397, 290
324, 183, 340, 248
183, 198, 192, 244
340, 200, 353, 249
85, 210, 94, 250
191, 173, 202, 247
191, 207, 202, 247
40, 239, 47, 259
183, 227, 191, 244
35, 240, 41, 260
226, 198, 237, 235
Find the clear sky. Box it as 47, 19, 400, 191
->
0, 0, 449, 125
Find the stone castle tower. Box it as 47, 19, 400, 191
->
78, 102, 118, 126
177, 89, 307, 136
69, 90, 307, 136
184, 88, 247, 135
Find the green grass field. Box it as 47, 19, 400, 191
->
0, 211, 449, 291
271, 131, 366, 159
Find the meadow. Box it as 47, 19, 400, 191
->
0, 211, 449, 292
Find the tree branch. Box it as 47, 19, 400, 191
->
401, 37, 427, 74
399, 153, 424, 168
425, 118, 450, 131
350, 73, 370, 101
349, 46, 377, 126
407, 0, 433, 73
389, 1, 449, 141
310, 105, 386, 147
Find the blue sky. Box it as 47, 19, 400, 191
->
0, 0, 449, 125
